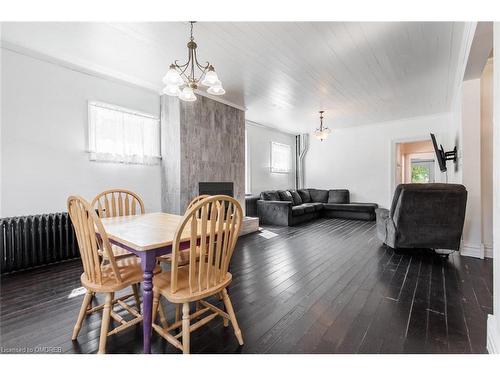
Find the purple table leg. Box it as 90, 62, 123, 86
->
139, 251, 158, 354
107, 238, 172, 354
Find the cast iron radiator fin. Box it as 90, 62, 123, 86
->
0, 212, 79, 274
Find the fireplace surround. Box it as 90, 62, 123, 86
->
160, 95, 245, 214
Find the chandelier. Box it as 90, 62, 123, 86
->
314, 111, 331, 141
162, 21, 225, 102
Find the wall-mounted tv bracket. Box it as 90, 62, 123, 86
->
444, 146, 457, 163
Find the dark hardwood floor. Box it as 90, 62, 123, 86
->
0, 218, 493, 354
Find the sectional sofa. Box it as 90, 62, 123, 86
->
255, 188, 378, 226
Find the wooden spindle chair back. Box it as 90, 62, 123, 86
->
159, 195, 220, 266
91, 189, 145, 218
67, 195, 122, 285
187, 194, 224, 220
187, 194, 210, 219
187, 195, 210, 209
170, 195, 242, 296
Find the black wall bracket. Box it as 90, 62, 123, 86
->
444, 147, 457, 162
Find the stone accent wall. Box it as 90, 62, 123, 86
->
161, 95, 245, 214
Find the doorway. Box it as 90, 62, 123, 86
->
395, 139, 436, 185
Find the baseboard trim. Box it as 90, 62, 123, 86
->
487, 314, 499, 354
460, 242, 486, 259
484, 244, 493, 258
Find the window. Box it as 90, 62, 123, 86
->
270, 142, 291, 173
88, 101, 160, 165
411, 159, 435, 183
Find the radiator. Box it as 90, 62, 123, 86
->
0, 212, 79, 274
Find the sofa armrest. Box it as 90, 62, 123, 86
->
257, 200, 292, 226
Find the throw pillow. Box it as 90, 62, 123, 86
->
261, 191, 280, 201
277, 190, 294, 203
289, 190, 303, 206
297, 189, 312, 203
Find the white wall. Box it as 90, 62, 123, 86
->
487, 22, 499, 354
246, 121, 296, 195
461, 79, 484, 257
304, 113, 458, 209
1, 48, 162, 217
481, 58, 494, 255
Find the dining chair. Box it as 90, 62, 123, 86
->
91, 189, 144, 259
68, 195, 161, 353
151, 195, 244, 354
158, 194, 210, 266
158, 194, 212, 322
91, 189, 145, 312
92, 188, 145, 218
90, 189, 167, 324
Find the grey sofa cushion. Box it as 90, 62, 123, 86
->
289, 190, 303, 206
323, 203, 377, 212
291, 206, 305, 216
302, 202, 323, 212
309, 189, 329, 203
328, 189, 350, 203
261, 190, 280, 201
294, 203, 315, 213
297, 189, 312, 203
278, 190, 294, 203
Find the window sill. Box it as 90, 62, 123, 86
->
87, 151, 161, 166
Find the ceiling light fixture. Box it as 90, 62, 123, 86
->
162, 21, 225, 102
314, 110, 331, 141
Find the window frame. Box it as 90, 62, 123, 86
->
270, 141, 292, 174
87, 101, 161, 165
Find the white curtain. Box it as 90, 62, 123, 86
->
88, 102, 160, 165
271, 142, 291, 173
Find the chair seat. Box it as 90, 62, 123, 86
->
153, 267, 232, 303
81, 256, 161, 293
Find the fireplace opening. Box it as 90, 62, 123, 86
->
198, 182, 234, 197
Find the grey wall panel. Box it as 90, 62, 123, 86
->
161, 95, 245, 214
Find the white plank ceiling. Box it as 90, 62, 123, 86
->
1, 22, 466, 133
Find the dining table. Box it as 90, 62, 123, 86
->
100, 212, 191, 354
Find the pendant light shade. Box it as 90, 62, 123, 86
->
314, 111, 331, 141
201, 67, 220, 86
179, 86, 197, 102
162, 84, 182, 96
207, 84, 226, 96
163, 66, 184, 86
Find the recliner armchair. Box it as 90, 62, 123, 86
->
376, 183, 467, 252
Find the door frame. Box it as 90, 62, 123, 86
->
389, 135, 441, 205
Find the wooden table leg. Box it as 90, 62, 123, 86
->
140, 252, 157, 354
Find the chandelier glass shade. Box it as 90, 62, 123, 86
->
314, 111, 331, 141
162, 22, 225, 102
